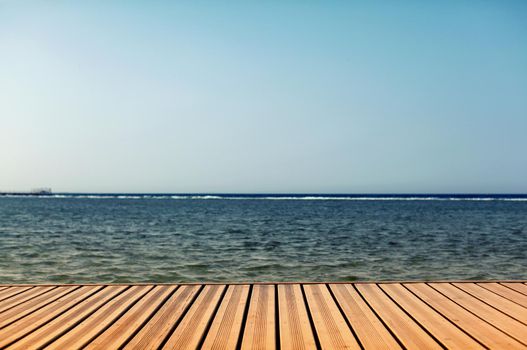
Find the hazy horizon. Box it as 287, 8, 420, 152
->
1, 1, 526, 193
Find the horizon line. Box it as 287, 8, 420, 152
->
2, 191, 527, 196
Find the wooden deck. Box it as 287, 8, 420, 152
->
0, 282, 525, 349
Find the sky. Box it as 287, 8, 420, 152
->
1, 1, 526, 193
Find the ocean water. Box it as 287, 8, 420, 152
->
0, 194, 526, 283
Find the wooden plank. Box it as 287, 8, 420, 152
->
0, 282, 523, 350
430, 283, 527, 343
356, 284, 442, 350
85, 285, 176, 349
479, 282, 527, 308
0, 286, 34, 303
8, 286, 127, 350
46, 285, 153, 350
330, 284, 401, 349
0, 286, 102, 348
277, 284, 316, 350
0, 285, 78, 329
502, 282, 527, 296
241, 284, 276, 350
303, 284, 361, 350
124, 285, 201, 349
380, 283, 484, 349
163, 284, 226, 350
454, 283, 527, 324
0, 286, 56, 314
202, 285, 250, 350
406, 283, 526, 349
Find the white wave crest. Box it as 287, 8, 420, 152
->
2, 194, 527, 201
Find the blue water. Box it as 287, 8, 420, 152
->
0, 194, 526, 283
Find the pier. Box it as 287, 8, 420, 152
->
0, 281, 525, 349
0, 188, 52, 196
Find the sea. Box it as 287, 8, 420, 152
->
0, 193, 526, 283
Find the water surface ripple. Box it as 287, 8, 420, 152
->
0, 197, 526, 283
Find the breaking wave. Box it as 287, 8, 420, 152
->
2, 194, 527, 201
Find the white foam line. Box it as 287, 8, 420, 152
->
2, 195, 527, 201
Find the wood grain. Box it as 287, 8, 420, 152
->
406, 283, 526, 349
124, 285, 200, 350
356, 283, 442, 350
162, 284, 226, 350
202, 284, 250, 350
0, 282, 524, 350
8, 286, 126, 350
430, 283, 527, 344
454, 282, 527, 324
85, 285, 176, 349
380, 283, 484, 349
329, 284, 401, 350
0, 286, 101, 348
478, 282, 527, 308
277, 284, 316, 350
46, 285, 154, 350
241, 284, 276, 350
304, 284, 361, 350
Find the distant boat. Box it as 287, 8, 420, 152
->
30, 188, 53, 195
0, 188, 53, 196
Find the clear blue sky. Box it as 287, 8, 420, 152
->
1, 1, 526, 193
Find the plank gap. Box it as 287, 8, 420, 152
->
0, 287, 58, 315
377, 284, 448, 350
80, 286, 156, 349
300, 284, 322, 350
117, 285, 181, 350
352, 284, 408, 350
325, 283, 365, 350
156, 284, 206, 350
2, 286, 104, 348
426, 283, 527, 347
0, 287, 35, 304
0, 286, 82, 331
235, 284, 253, 350
195, 284, 229, 349
37, 286, 132, 350
400, 283, 490, 349
500, 282, 527, 297
274, 284, 280, 350
477, 283, 527, 309
451, 283, 527, 326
